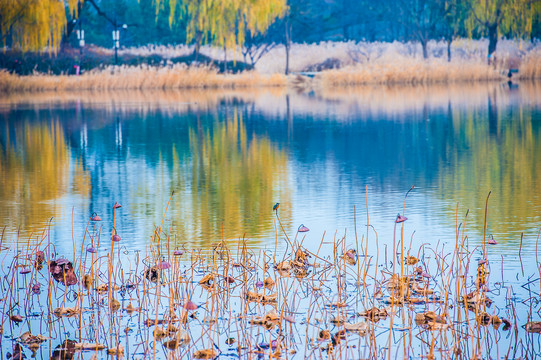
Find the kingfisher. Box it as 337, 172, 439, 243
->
273, 203, 280, 213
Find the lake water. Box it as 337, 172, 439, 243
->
1, 83, 541, 359
1, 84, 540, 258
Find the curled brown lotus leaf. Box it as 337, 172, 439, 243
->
274, 261, 291, 276
110, 299, 121, 312
74, 342, 106, 351
331, 316, 345, 325
193, 349, 218, 359
144, 318, 166, 327
144, 266, 160, 284
163, 330, 190, 349
341, 249, 357, 265
245, 291, 277, 304
107, 344, 125, 355
54, 307, 79, 317
49, 259, 77, 286
83, 274, 93, 290
154, 327, 168, 341
412, 282, 434, 296
96, 284, 109, 293
327, 302, 347, 308
317, 330, 331, 341
199, 273, 215, 289
19, 332, 48, 347
526, 321, 541, 333
294, 249, 309, 265
462, 292, 493, 310
426, 321, 450, 330
34, 251, 45, 268
250, 311, 281, 330
125, 303, 138, 314
293, 267, 309, 278
405, 256, 419, 265
415, 311, 446, 326
405, 297, 425, 304
264, 277, 275, 289
167, 324, 177, 334
246, 291, 260, 302
331, 330, 347, 346
386, 274, 412, 295
343, 321, 368, 334
51, 340, 77, 360
10, 314, 23, 323
261, 293, 277, 303
359, 306, 388, 321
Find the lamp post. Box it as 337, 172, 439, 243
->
76, 20, 85, 55
112, 23, 127, 65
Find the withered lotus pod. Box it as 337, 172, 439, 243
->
113, 202, 122, 209
184, 301, 198, 310
112, 234, 121, 242
396, 214, 408, 223
32, 283, 41, 294
298, 224, 310, 232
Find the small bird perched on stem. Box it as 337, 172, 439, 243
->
273, 203, 280, 213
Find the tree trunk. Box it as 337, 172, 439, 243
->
284, 18, 290, 75
193, 32, 202, 62
447, 37, 452, 62
421, 39, 428, 59
487, 23, 498, 64
223, 42, 227, 73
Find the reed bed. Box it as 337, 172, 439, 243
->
0, 65, 286, 93
317, 57, 504, 87
518, 48, 541, 80
1, 191, 540, 359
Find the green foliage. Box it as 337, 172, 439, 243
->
156, 0, 287, 50
0, 0, 79, 52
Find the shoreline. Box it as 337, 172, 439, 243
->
1, 53, 540, 93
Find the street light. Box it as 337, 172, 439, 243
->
75, 19, 84, 55
112, 24, 127, 65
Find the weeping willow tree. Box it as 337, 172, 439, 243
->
155, 0, 287, 57
466, 0, 541, 60
0, 0, 80, 52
